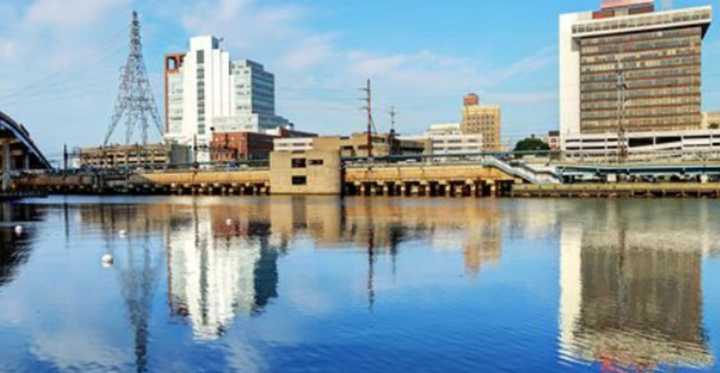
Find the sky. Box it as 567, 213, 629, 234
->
0, 0, 719, 163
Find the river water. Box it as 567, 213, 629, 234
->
0, 196, 719, 372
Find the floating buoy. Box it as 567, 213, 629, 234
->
118, 229, 127, 237
225, 219, 233, 226
101, 254, 114, 267
14, 225, 23, 236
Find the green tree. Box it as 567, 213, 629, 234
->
514, 136, 550, 153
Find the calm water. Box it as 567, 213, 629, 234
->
1, 196, 719, 373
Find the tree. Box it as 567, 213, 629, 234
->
514, 136, 550, 153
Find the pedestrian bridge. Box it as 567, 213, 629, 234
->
1, 111, 52, 192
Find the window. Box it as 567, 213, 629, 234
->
291, 158, 306, 168
196, 50, 204, 64
292, 176, 307, 185
309, 159, 324, 166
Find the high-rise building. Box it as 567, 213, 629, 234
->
163, 36, 292, 162
559, 0, 712, 143
460, 93, 501, 151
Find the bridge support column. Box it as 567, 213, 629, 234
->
1, 141, 11, 192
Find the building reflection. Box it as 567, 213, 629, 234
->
559, 202, 715, 371
0, 203, 44, 288
75, 197, 508, 341
165, 202, 282, 341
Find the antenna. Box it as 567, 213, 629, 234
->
104, 11, 163, 146
359, 79, 375, 158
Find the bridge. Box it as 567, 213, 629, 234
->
0, 111, 51, 194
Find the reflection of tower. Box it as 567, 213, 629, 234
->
558, 218, 713, 370
116, 238, 161, 373
167, 205, 279, 341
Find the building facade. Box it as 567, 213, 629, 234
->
273, 133, 426, 158
75, 143, 192, 169
560, 1, 713, 145
460, 93, 501, 151
163, 36, 293, 162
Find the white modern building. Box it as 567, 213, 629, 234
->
164, 36, 292, 162
559, 0, 712, 151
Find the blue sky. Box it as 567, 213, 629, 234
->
0, 0, 718, 162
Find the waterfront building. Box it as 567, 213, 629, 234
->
164, 36, 293, 162
75, 143, 191, 169
273, 133, 426, 158
400, 122, 484, 155
460, 93, 501, 151
559, 0, 713, 147
563, 128, 720, 161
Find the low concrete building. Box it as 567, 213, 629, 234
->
273, 133, 426, 158
401, 133, 483, 155
76, 143, 192, 169
269, 150, 341, 195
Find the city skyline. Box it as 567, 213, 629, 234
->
0, 0, 718, 158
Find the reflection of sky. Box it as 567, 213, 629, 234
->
0, 196, 719, 372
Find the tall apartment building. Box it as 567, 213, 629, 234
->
559, 0, 712, 142
163, 36, 292, 162
460, 93, 501, 151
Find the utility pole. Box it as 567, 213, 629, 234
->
360, 79, 375, 158
389, 106, 397, 133
63, 144, 68, 171
616, 58, 628, 163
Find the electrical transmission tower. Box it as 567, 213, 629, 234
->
104, 11, 163, 146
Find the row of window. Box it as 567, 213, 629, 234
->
581, 54, 700, 74
582, 96, 700, 111
581, 66, 700, 83
581, 114, 700, 128
581, 86, 699, 102
581, 36, 699, 57
581, 48, 700, 67
579, 27, 700, 47
572, 10, 710, 34
581, 77, 700, 92
582, 106, 699, 120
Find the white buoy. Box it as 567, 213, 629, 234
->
101, 254, 114, 267
14, 225, 23, 236
225, 219, 233, 226
118, 229, 127, 237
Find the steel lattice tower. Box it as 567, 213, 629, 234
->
104, 11, 163, 146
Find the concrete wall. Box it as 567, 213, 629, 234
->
269, 150, 341, 195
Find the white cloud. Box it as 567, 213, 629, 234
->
281, 34, 336, 70
0, 39, 17, 61
25, 0, 129, 28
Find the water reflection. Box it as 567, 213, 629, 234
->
559, 202, 715, 371
166, 204, 280, 340
2, 197, 718, 372
0, 203, 44, 287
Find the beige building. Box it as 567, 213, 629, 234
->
460, 93, 501, 151
702, 112, 720, 129
269, 150, 342, 195
76, 143, 191, 169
